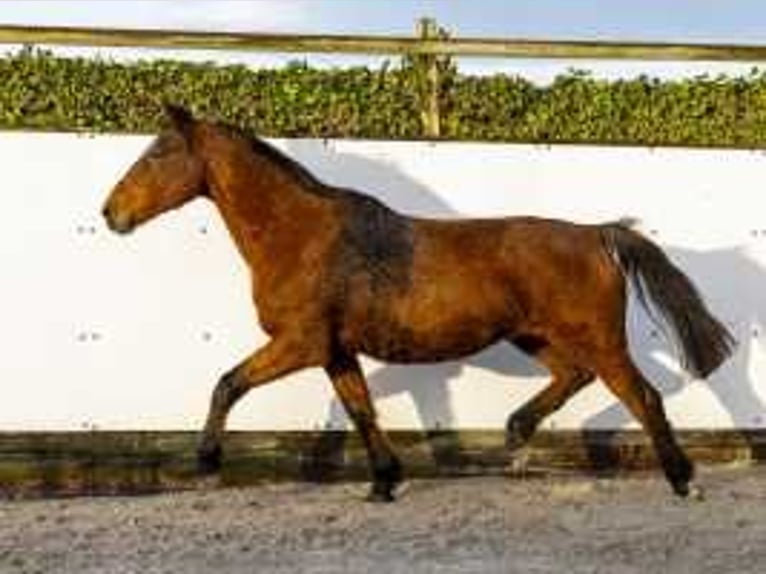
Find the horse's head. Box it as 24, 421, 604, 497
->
102, 105, 206, 234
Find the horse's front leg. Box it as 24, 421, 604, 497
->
325, 353, 403, 502
197, 336, 324, 474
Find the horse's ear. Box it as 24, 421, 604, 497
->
163, 104, 195, 141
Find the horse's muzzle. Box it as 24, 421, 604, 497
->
102, 204, 134, 235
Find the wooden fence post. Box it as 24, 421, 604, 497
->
416, 17, 441, 138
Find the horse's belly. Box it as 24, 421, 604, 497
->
341, 248, 517, 363
351, 308, 507, 364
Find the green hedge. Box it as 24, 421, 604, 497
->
0, 49, 424, 138
3, 47, 766, 147
446, 70, 766, 146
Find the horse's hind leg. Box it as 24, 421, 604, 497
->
325, 353, 403, 502
506, 336, 595, 450
596, 350, 694, 497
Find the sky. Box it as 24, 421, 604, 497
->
1, 0, 766, 81
2, 0, 766, 41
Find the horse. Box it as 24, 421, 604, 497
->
101, 105, 735, 502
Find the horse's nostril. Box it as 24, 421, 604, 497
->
102, 205, 111, 219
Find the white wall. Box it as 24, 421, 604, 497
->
1, 132, 765, 431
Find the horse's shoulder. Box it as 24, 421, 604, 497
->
321, 188, 414, 288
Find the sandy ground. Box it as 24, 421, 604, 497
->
2, 465, 766, 574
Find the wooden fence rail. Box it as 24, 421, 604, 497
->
2, 21, 766, 61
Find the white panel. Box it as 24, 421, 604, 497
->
1, 133, 764, 431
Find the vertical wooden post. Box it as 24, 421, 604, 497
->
416, 17, 441, 138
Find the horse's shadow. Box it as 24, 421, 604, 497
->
282, 140, 766, 478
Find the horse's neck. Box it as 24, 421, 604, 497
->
199, 129, 333, 278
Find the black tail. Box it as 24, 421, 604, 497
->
602, 222, 736, 379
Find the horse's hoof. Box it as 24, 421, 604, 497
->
671, 480, 688, 497
366, 459, 404, 503
672, 480, 704, 501
686, 482, 706, 502
197, 445, 222, 475
193, 473, 222, 490
366, 486, 396, 503
507, 448, 531, 476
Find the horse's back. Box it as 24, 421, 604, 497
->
411, 215, 616, 307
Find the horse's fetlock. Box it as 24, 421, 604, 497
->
506, 411, 537, 450
369, 456, 403, 502
663, 449, 694, 496
374, 455, 403, 485
366, 483, 397, 503
197, 441, 223, 475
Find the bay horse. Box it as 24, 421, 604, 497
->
102, 105, 735, 501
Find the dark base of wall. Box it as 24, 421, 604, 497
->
1, 429, 764, 498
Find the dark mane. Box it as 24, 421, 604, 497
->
212, 119, 406, 211
217, 121, 329, 193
